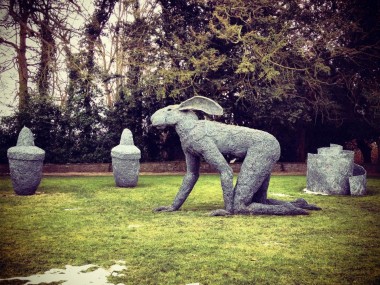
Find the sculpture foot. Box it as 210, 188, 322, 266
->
236, 202, 309, 215
291, 198, 321, 211
209, 209, 231, 216
154, 205, 176, 212
286, 205, 309, 215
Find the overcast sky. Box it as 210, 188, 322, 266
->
0, 0, 95, 117
0, 5, 17, 117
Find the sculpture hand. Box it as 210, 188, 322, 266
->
154, 205, 177, 212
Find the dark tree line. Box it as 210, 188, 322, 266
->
0, 0, 379, 164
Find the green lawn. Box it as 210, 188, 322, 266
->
0, 175, 379, 285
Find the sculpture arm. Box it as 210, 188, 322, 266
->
155, 152, 200, 212
171, 152, 200, 210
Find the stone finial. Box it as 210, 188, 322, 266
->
120, 128, 134, 145
16, 126, 35, 146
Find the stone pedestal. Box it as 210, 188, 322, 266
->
111, 129, 141, 187
306, 144, 366, 196
7, 127, 45, 195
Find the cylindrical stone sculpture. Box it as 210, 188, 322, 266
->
7, 127, 45, 195
111, 129, 141, 187
306, 144, 366, 196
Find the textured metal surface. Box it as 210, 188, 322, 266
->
151, 96, 321, 215
307, 144, 366, 195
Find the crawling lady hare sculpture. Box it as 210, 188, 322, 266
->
151, 96, 320, 216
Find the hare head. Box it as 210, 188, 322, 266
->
150, 96, 223, 129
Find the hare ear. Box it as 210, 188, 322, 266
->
178, 96, 223, 116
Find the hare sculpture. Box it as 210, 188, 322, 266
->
151, 96, 320, 216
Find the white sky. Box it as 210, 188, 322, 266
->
0, 6, 17, 117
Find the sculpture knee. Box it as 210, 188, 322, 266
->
184, 172, 199, 183
233, 184, 254, 209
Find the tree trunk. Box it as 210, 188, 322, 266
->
9, 0, 31, 111
38, 8, 55, 100
296, 128, 306, 162
376, 137, 380, 166
17, 18, 29, 111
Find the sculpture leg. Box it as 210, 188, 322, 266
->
233, 146, 276, 209
232, 146, 309, 215
266, 198, 321, 211
202, 147, 234, 213
253, 176, 321, 211
251, 174, 270, 203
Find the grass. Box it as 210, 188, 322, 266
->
0, 174, 380, 285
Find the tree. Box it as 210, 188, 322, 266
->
0, 0, 84, 110
32, 0, 57, 100
0, 0, 34, 111
1, 0, 379, 163
153, 0, 380, 161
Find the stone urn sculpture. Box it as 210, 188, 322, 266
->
306, 144, 366, 196
111, 129, 141, 187
7, 127, 45, 195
